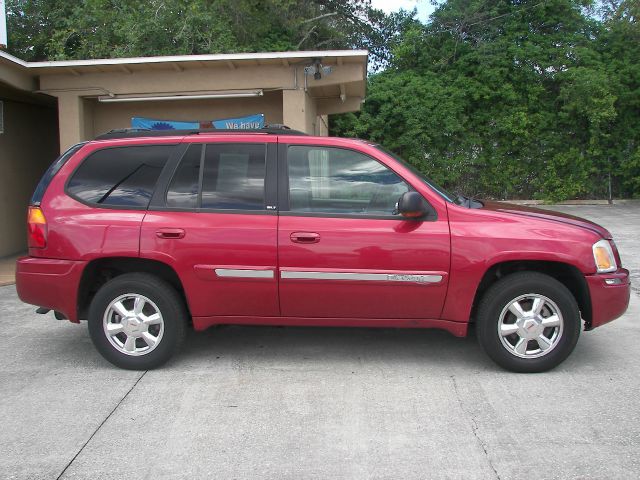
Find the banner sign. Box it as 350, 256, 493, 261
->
213, 113, 264, 129
132, 113, 264, 130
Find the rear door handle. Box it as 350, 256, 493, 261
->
290, 232, 320, 244
156, 228, 185, 239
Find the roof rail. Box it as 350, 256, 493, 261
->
93, 124, 308, 140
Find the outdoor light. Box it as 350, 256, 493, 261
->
304, 58, 332, 80
97, 90, 264, 103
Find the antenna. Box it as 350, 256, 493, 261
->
0, 0, 7, 49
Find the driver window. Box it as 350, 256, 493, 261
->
287, 146, 409, 216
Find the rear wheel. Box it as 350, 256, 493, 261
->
88, 273, 187, 370
476, 272, 581, 373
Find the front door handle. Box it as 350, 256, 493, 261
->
290, 232, 320, 244
156, 228, 185, 239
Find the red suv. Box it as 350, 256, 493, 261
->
16, 128, 630, 372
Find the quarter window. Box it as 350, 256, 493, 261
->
287, 146, 409, 216
67, 145, 174, 208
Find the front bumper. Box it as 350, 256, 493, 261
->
585, 268, 631, 329
15, 257, 87, 323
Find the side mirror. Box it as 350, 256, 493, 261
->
397, 191, 428, 219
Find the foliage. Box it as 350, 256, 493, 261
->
5, 0, 639, 199
334, 0, 640, 200
5, 0, 408, 68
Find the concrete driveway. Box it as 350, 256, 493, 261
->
1, 205, 638, 480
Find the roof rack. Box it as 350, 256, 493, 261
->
94, 124, 308, 140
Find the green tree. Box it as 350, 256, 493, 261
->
5, 0, 405, 68
6, 0, 639, 199
597, 0, 640, 197
334, 0, 640, 200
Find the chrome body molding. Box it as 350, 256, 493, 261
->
280, 271, 443, 284
215, 268, 274, 279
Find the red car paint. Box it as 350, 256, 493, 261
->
16, 133, 630, 337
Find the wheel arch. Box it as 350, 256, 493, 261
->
77, 257, 189, 321
470, 260, 592, 328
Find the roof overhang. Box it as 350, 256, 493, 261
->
1, 49, 368, 113
0, 50, 36, 90
1, 49, 367, 76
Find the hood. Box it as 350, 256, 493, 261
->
480, 201, 612, 239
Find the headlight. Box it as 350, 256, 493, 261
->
593, 239, 617, 273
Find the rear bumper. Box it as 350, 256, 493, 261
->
15, 257, 86, 322
585, 268, 631, 329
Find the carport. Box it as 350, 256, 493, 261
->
0, 49, 368, 258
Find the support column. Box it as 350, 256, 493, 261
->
55, 93, 86, 152
318, 115, 329, 136
282, 89, 316, 135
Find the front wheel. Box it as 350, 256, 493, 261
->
476, 272, 581, 373
88, 273, 187, 370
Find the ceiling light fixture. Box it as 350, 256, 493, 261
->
97, 90, 264, 103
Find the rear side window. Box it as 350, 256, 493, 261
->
67, 145, 174, 208
202, 144, 266, 210
166, 143, 266, 211
31, 143, 86, 205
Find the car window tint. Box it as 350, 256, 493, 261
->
201, 144, 266, 210
287, 146, 409, 216
166, 144, 202, 208
32, 142, 86, 205
67, 145, 174, 208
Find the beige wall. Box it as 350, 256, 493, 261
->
0, 98, 59, 257
87, 90, 283, 139
282, 89, 317, 134
41, 62, 366, 150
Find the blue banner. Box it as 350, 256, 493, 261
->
132, 113, 264, 130
131, 117, 198, 130
213, 113, 264, 129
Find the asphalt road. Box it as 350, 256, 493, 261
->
1, 205, 638, 480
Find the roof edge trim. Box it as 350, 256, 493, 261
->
21, 49, 369, 69
0, 50, 29, 68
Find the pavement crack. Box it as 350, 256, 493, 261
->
56, 370, 148, 480
450, 375, 501, 480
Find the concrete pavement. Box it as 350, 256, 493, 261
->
1, 205, 638, 479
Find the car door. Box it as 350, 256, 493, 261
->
140, 137, 279, 319
277, 140, 451, 319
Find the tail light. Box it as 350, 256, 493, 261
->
27, 206, 47, 248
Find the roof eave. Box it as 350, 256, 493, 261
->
26, 50, 369, 69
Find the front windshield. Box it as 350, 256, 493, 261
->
373, 145, 457, 203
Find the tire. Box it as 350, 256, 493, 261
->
88, 273, 187, 370
476, 272, 581, 373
